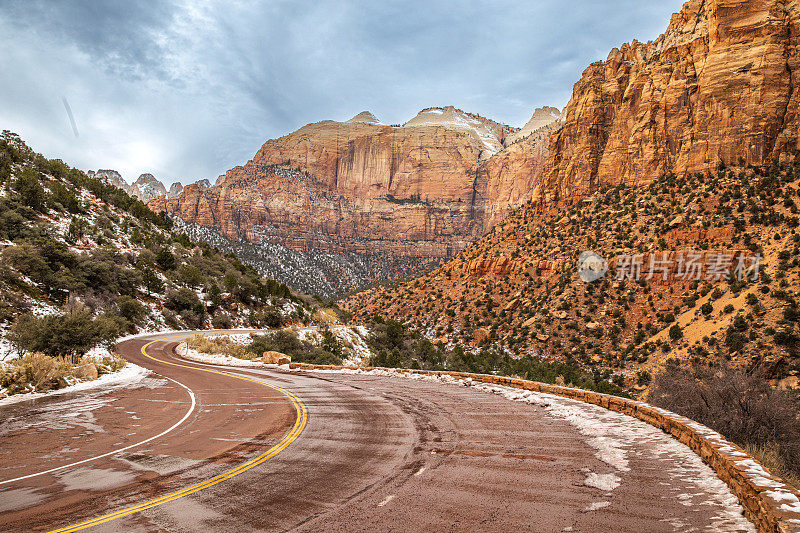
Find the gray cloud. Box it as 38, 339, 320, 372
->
0, 0, 684, 184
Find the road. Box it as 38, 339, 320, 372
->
0, 331, 755, 532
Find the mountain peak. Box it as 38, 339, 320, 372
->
522, 106, 563, 131
346, 111, 380, 124
504, 106, 564, 145
403, 106, 508, 159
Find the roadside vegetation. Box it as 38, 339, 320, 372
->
0, 352, 126, 397
649, 362, 800, 488
248, 329, 347, 365
366, 315, 629, 397
186, 329, 348, 366
0, 131, 305, 359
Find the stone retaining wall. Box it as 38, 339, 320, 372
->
289, 363, 800, 533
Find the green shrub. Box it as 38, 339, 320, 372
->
9, 310, 124, 357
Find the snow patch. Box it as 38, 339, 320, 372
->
0, 363, 150, 407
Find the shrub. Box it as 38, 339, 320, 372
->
155, 247, 176, 271
650, 364, 800, 479
249, 306, 283, 328
0, 352, 124, 395
117, 296, 147, 327
12, 169, 46, 211
212, 313, 233, 329
165, 287, 203, 314
668, 324, 683, 341
8, 310, 123, 357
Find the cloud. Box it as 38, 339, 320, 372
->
0, 0, 684, 184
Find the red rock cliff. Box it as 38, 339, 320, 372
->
151, 107, 557, 258
538, 0, 800, 203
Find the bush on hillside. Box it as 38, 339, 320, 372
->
8, 309, 124, 357
649, 363, 800, 482
247, 329, 344, 365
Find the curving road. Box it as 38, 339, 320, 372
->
0, 331, 755, 532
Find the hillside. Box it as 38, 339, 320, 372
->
345, 164, 800, 389
343, 0, 800, 390
0, 131, 308, 359
149, 106, 562, 297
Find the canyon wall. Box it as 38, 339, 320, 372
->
151, 107, 557, 261
537, 0, 800, 203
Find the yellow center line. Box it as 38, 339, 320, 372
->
48, 334, 308, 533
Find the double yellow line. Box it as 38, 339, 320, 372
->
49, 335, 308, 533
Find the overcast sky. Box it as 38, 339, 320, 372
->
0, 0, 683, 185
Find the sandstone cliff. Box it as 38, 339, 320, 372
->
151, 106, 559, 263
538, 0, 800, 203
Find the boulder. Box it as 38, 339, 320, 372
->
263, 351, 291, 365
473, 327, 491, 344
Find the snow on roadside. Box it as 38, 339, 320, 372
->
175, 341, 265, 368
293, 367, 756, 531
331, 325, 372, 365
0, 363, 150, 408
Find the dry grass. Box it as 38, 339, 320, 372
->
187, 335, 258, 360
745, 442, 800, 490
650, 363, 800, 485
0, 352, 126, 396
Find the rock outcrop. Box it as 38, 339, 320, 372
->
88, 169, 127, 191
504, 106, 563, 145
346, 111, 381, 124
89, 169, 175, 203
130, 173, 167, 203
537, 0, 800, 204
167, 182, 184, 199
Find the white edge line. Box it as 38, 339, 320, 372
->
0, 329, 270, 486
0, 374, 197, 486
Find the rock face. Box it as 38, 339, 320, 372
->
89, 169, 127, 191
151, 106, 560, 293
89, 169, 175, 203
538, 0, 800, 204
131, 173, 167, 203
167, 182, 184, 199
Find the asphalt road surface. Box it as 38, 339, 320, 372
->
0, 331, 755, 532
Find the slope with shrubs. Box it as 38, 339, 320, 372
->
346, 164, 800, 388
346, 162, 800, 482
0, 130, 308, 361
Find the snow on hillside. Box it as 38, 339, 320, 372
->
403, 106, 505, 159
